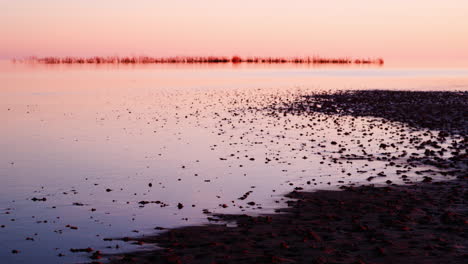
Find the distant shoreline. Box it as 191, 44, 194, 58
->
14, 56, 384, 65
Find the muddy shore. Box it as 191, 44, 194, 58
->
90, 90, 467, 264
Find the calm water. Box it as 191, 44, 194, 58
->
1, 61, 467, 263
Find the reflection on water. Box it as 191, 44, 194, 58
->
1, 61, 467, 263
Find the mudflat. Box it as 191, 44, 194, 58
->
95, 90, 467, 264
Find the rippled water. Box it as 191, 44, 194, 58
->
1, 61, 467, 263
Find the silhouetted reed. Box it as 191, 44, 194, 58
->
19, 56, 384, 65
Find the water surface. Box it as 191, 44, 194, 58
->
1, 61, 467, 263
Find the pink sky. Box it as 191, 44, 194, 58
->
1, 0, 467, 65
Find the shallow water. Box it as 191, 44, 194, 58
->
1, 61, 467, 263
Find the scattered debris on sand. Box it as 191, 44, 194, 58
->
95, 90, 467, 264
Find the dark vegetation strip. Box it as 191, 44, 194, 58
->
15, 56, 384, 65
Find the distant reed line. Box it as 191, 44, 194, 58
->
16, 56, 384, 65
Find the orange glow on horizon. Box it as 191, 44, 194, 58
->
1, 0, 467, 66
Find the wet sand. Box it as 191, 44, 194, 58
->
91, 90, 466, 264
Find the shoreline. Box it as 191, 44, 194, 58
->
89, 90, 466, 264
102, 179, 466, 264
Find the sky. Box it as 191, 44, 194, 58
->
1, 0, 468, 65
